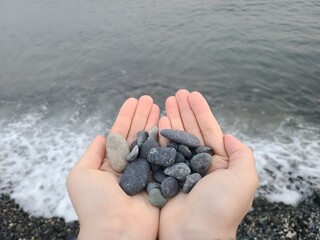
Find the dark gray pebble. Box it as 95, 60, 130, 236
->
149, 188, 167, 208
147, 147, 176, 167
120, 158, 150, 195
146, 182, 161, 193
153, 170, 168, 183
164, 163, 191, 181
190, 153, 213, 176
167, 141, 178, 150
182, 173, 202, 193
139, 139, 159, 159
195, 146, 214, 156
160, 129, 201, 147
137, 131, 148, 147
151, 163, 162, 172
161, 177, 180, 199
178, 144, 192, 159
175, 152, 186, 163
126, 144, 139, 161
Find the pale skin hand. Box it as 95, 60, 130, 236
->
67, 96, 160, 240
159, 90, 259, 240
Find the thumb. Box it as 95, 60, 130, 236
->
74, 135, 106, 170
224, 134, 259, 187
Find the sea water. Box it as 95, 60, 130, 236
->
0, 0, 319, 221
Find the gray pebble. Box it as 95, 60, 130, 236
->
139, 138, 159, 159
164, 163, 191, 181
175, 152, 186, 163
146, 182, 161, 193
167, 141, 178, 150
182, 173, 202, 193
178, 144, 192, 159
151, 163, 162, 172
126, 144, 139, 161
190, 153, 213, 176
160, 129, 201, 147
147, 147, 176, 167
106, 133, 129, 173
137, 131, 148, 147
161, 177, 180, 199
130, 139, 138, 151
149, 188, 167, 208
153, 170, 168, 183
120, 158, 150, 195
195, 146, 214, 156
147, 126, 158, 141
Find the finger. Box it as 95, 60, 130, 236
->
158, 116, 172, 147
111, 98, 138, 138
74, 135, 106, 170
145, 104, 160, 131
127, 95, 154, 144
188, 91, 226, 157
224, 134, 259, 190
165, 96, 185, 131
175, 89, 205, 145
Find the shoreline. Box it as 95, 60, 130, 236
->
1, 190, 319, 239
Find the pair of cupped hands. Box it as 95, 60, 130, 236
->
67, 90, 259, 240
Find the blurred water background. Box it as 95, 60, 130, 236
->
0, 0, 319, 221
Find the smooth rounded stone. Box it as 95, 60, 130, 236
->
182, 173, 202, 193
147, 125, 159, 141
146, 182, 161, 193
120, 158, 150, 195
190, 153, 213, 176
147, 147, 176, 167
160, 129, 201, 147
149, 188, 167, 208
107, 133, 130, 172
153, 170, 168, 183
126, 144, 139, 161
167, 141, 178, 150
195, 146, 214, 156
178, 144, 192, 159
161, 177, 180, 199
137, 131, 148, 147
164, 163, 191, 181
139, 138, 159, 159
130, 139, 138, 151
175, 152, 186, 163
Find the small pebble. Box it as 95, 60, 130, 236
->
182, 173, 202, 193
167, 141, 178, 150
175, 152, 186, 163
147, 126, 159, 141
153, 170, 168, 183
195, 146, 214, 155
130, 139, 138, 151
120, 158, 150, 195
147, 147, 176, 167
146, 182, 161, 193
139, 139, 159, 159
106, 133, 129, 173
126, 145, 139, 161
161, 177, 180, 199
164, 163, 191, 181
137, 131, 148, 147
160, 129, 201, 147
151, 163, 162, 172
149, 188, 167, 208
178, 144, 192, 158
190, 153, 213, 176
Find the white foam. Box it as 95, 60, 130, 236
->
0, 114, 319, 221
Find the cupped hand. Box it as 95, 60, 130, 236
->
67, 96, 160, 240
158, 90, 259, 240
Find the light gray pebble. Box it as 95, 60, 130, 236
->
190, 153, 213, 176
178, 144, 192, 159
130, 139, 138, 151
147, 147, 176, 167
147, 126, 159, 141
149, 188, 167, 208
146, 182, 161, 193
139, 139, 159, 159
164, 163, 191, 181
120, 158, 150, 195
167, 141, 178, 150
107, 133, 129, 173
160, 129, 201, 147
182, 173, 202, 193
161, 177, 180, 199
153, 170, 168, 183
175, 152, 186, 163
137, 131, 148, 147
195, 146, 214, 155
126, 144, 139, 161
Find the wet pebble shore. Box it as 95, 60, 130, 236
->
1, 190, 319, 239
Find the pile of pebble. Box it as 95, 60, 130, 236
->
107, 126, 214, 207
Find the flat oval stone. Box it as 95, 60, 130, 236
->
126, 144, 139, 161
107, 133, 130, 173
153, 170, 168, 183
137, 131, 148, 147
146, 182, 161, 193
139, 139, 159, 159
194, 146, 214, 156
182, 173, 202, 193
147, 125, 159, 141
164, 163, 191, 181
130, 139, 138, 151
175, 152, 186, 163
149, 188, 167, 208
178, 144, 192, 159
160, 129, 201, 147
147, 147, 176, 167
120, 158, 150, 195
190, 153, 213, 176
161, 177, 180, 199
